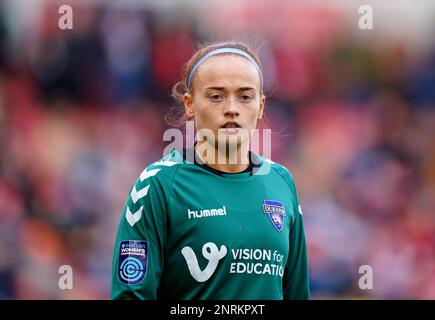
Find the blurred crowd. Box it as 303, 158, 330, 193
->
0, 1, 434, 299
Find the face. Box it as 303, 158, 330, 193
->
184, 54, 265, 151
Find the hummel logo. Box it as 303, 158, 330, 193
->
187, 206, 227, 219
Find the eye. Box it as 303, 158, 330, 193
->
240, 94, 254, 102
209, 94, 223, 102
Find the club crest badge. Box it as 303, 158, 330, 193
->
263, 200, 286, 232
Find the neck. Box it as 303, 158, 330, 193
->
195, 140, 250, 173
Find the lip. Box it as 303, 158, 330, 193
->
220, 121, 242, 129
220, 127, 241, 134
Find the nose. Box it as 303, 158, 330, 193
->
223, 97, 240, 118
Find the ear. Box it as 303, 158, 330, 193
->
184, 93, 194, 119
257, 94, 266, 119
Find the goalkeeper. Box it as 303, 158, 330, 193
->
111, 41, 310, 300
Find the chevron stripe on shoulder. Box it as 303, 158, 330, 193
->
126, 156, 181, 227
153, 160, 179, 167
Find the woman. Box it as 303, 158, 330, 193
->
111, 41, 310, 299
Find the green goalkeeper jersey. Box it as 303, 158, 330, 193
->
111, 147, 310, 300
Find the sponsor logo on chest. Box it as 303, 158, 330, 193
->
187, 206, 227, 219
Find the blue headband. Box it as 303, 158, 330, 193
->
186, 47, 263, 92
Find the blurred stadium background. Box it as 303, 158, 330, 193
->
0, 0, 434, 299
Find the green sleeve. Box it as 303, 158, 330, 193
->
283, 176, 310, 300
111, 169, 169, 300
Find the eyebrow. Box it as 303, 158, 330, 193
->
204, 86, 256, 91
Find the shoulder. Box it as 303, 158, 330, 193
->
253, 153, 296, 188
136, 148, 185, 187
125, 149, 185, 212
254, 153, 303, 217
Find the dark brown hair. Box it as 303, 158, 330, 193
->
165, 41, 267, 128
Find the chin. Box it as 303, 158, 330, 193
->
218, 128, 250, 144
216, 135, 248, 150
